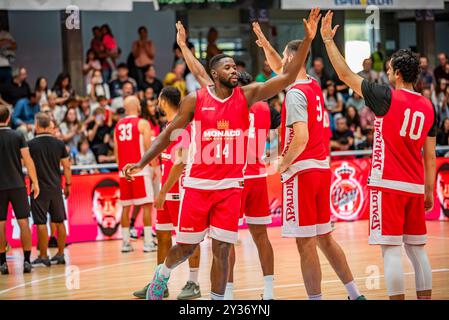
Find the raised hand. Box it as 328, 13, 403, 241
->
320, 10, 340, 42
303, 7, 322, 41
176, 21, 187, 48
252, 21, 270, 48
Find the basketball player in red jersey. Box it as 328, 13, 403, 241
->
114, 96, 157, 253
133, 87, 202, 300
124, 8, 322, 300
322, 11, 436, 300
176, 22, 277, 300
253, 20, 364, 300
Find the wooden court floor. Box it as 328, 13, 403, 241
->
1, 220, 448, 300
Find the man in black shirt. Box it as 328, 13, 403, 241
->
28, 112, 71, 266
0, 67, 31, 106
138, 64, 163, 96
0, 104, 39, 275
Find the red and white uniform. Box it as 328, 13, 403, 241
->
368, 88, 435, 245
178, 86, 249, 244
240, 101, 272, 225
156, 122, 191, 231
116, 116, 154, 206
281, 78, 331, 238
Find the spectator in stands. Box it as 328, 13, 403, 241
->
357, 58, 378, 83
346, 91, 365, 113
76, 96, 93, 123
40, 104, 55, 122
75, 138, 99, 174
416, 56, 435, 92
0, 67, 31, 106
359, 104, 375, 130
437, 118, 449, 147
357, 128, 374, 154
139, 64, 163, 97
52, 72, 74, 106
34, 76, 51, 106
255, 60, 275, 83
83, 49, 101, 87
434, 52, 449, 83
47, 93, 65, 125
60, 107, 82, 153
111, 81, 135, 114
132, 26, 155, 86
101, 24, 119, 81
87, 69, 110, 102
0, 27, 16, 84
12, 92, 41, 139
371, 42, 384, 73
435, 78, 447, 109
109, 63, 137, 99
87, 106, 113, 163
141, 93, 161, 137
206, 27, 222, 66
163, 61, 187, 98
330, 115, 354, 151
308, 57, 330, 89
90, 26, 104, 57
345, 105, 363, 148
377, 59, 390, 86
323, 81, 344, 115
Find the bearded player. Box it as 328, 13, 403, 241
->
176, 21, 277, 300
251, 19, 364, 300
114, 96, 157, 253
322, 11, 436, 300
124, 9, 321, 301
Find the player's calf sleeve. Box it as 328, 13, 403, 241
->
404, 244, 432, 292
381, 245, 405, 296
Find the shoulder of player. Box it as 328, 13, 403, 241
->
286, 87, 308, 105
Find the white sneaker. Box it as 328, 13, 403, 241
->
121, 242, 134, 253
143, 241, 157, 253
130, 227, 139, 240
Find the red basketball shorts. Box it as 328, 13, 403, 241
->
369, 189, 427, 245
156, 200, 180, 231
176, 187, 242, 245
239, 177, 271, 225
282, 170, 332, 238
119, 175, 154, 206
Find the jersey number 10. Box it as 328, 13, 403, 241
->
399, 109, 425, 140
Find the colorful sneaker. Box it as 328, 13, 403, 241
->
349, 295, 367, 300
121, 242, 134, 253
143, 241, 157, 253
23, 261, 32, 273
145, 265, 170, 300
134, 284, 169, 299
0, 262, 9, 275
177, 281, 201, 300
130, 227, 139, 240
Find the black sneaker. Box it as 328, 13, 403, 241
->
50, 254, 66, 265
48, 236, 58, 248
23, 261, 32, 273
0, 262, 9, 275
32, 256, 51, 267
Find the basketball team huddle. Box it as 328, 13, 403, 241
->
115, 9, 437, 300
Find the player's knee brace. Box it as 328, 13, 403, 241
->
381, 245, 405, 296
404, 244, 432, 292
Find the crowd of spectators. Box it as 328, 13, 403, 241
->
1, 23, 449, 173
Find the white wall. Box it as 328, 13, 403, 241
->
8, 10, 63, 89
81, 2, 176, 78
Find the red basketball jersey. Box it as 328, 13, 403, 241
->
115, 116, 151, 176
245, 101, 271, 179
281, 78, 329, 182
323, 110, 332, 158
161, 122, 191, 195
184, 86, 249, 190
369, 89, 435, 195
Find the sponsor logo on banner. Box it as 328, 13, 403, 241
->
330, 162, 364, 221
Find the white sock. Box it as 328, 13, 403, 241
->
211, 292, 224, 300
224, 282, 234, 300
345, 281, 362, 300
122, 227, 130, 243
263, 275, 274, 300
144, 226, 152, 245
308, 293, 322, 300
189, 268, 199, 285
159, 262, 172, 278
